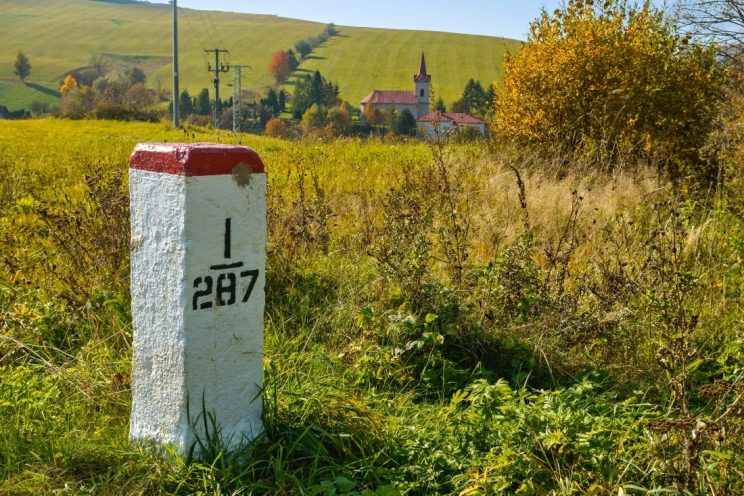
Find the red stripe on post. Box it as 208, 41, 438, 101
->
130, 143, 265, 176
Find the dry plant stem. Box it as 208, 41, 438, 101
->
428, 139, 471, 286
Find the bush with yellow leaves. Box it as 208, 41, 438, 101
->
492, 0, 727, 184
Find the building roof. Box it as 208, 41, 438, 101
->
414, 52, 431, 83
361, 90, 418, 105
417, 111, 485, 125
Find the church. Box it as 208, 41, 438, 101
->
360, 53, 486, 137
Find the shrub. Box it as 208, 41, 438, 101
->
492, 0, 727, 182
394, 109, 417, 136
326, 106, 351, 136
265, 117, 289, 139
301, 104, 326, 133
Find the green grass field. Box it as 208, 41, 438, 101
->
0, 0, 519, 111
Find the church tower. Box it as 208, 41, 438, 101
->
414, 52, 431, 118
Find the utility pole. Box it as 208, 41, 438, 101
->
172, 0, 179, 128
205, 49, 229, 125
231, 65, 250, 132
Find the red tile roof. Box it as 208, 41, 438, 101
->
361, 90, 418, 105
417, 111, 485, 125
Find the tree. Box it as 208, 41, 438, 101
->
14, 51, 31, 82
326, 106, 351, 135
384, 107, 398, 132
292, 71, 339, 117
59, 75, 78, 96
301, 103, 325, 132
292, 74, 314, 118
268, 51, 291, 84
363, 103, 382, 125
127, 67, 146, 85
196, 88, 211, 115
491, 0, 726, 179
60, 85, 94, 119
265, 117, 289, 138
324, 23, 339, 36
310, 70, 324, 105
294, 40, 312, 58
678, 0, 744, 60
484, 84, 495, 114
179, 90, 194, 116
89, 53, 107, 78
123, 83, 153, 111
450, 98, 469, 113
287, 49, 300, 71
278, 90, 286, 112
394, 108, 418, 135
462, 79, 488, 116
261, 88, 280, 116
434, 97, 446, 112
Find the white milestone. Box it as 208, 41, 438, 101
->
128, 143, 266, 455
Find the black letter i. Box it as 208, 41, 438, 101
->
224, 218, 231, 259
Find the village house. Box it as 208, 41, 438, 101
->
360, 53, 485, 137
417, 111, 487, 137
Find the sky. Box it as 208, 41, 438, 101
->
148, 1, 566, 40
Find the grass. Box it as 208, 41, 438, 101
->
1, 119, 742, 494
288, 27, 517, 105
0, 0, 519, 112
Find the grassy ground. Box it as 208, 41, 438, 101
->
1, 119, 742, 494
0, 0, 519, 111
287, 27, 517, 105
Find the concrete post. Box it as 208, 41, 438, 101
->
128, 143, 266, 455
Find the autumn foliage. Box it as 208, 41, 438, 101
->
59, 75, 78, 96
268, 51, 291, 84
492, 0, 726, 179
265, 117, 290, 138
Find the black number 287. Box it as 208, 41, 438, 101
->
192, 269, 259, 310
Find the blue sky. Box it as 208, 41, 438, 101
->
149, 1, 566, 40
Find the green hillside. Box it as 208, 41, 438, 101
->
0, 0, 520, 111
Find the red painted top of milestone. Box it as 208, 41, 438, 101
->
130, 143, 265, 176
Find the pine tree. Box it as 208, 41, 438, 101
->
179, 90, 194, 116
196, 88, 211, 115
13, 51, 31, 82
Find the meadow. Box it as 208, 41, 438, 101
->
0, 118, 742, 494
0, 0, 519, 111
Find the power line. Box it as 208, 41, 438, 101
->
181, 8, 208, 52
197, 11, 217, 48
204, 10, 226, 49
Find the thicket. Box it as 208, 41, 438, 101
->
58, 66, 160, 121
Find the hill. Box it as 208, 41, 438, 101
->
0, 0, 520, 111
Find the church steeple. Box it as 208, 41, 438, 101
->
414, 52, 431, 119
414, 52, 431, 83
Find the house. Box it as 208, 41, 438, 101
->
417, 111, 486, 138
360, 53, 486, 137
